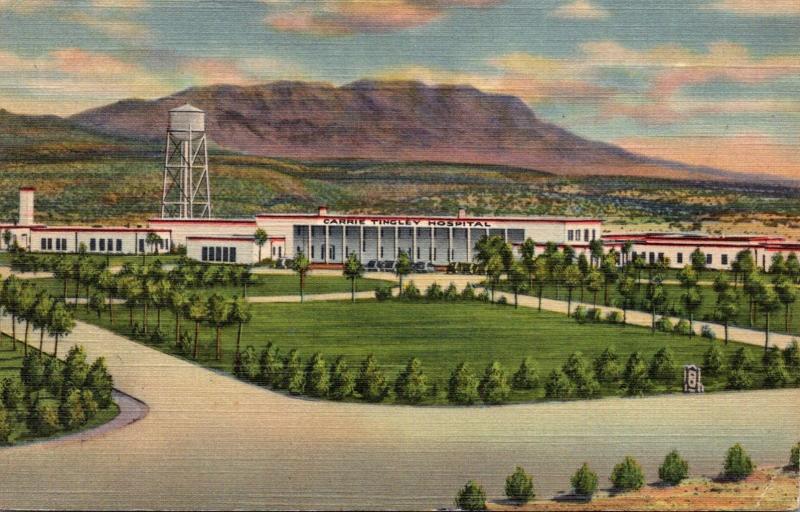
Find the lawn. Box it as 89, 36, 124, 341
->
0, 337, 119, 444
72, 299, 769, 405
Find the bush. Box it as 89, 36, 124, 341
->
85, 357, 114, 409
394, 358, 428, 403
605, 310, 624, 324
648, 347, 677, 383
460, 284, 476, 300
674, 319, 693, 336
790, 442, 799, 470
356, 355, 388, 402
59, 388, 86, 429
81, 389, 98, 420
573, 305, 588, 323
701, 325, 716, 340
703, 343, 724, 377
764, 347, 789, 388
374, 285, 393, 301
63, 346, 89, 389
622, 352, 652, 396
0, 407, 11, 445
478, 361, 510, 404
723, 443, 754, 480
443, 283, 459, 301
234, 346, 260, 382
476, 290, 490, 303
496, 296, 508, 305
20, 352, 44, 394
259, 344, 282, 387
511, 358, 539, 390
425, 283, 443, 300
448, 363, 479, 405
505, 466, 535, 502
281, 349, 305, 395
455, 480, 486, 511
304, 352, 330, 398
587, 308, 603, 323
610, 456, 645, 491
329, 356, 355, 400
27, 400, 59, 436
658, 450, 689, 485
403, 282, 421, 300
655, 317, 674, 333
571, 463, 598, 497
593, 347, 621, 383
1, 378, 23, 414
784, 340, 800, 377
43, 357, 64, 397
544, 369, 573, 400
726, 368, 753, 390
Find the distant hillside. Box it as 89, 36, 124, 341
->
69, 80, 735, 180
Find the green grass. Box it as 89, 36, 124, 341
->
0, 336, 119, 444
72, 299, 770, 405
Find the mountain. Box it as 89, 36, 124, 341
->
69, 80, 731, 180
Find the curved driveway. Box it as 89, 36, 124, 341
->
0, 313, 798, 510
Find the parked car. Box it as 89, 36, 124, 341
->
379, 260, 396, 272
365, 260, 380, 272
413, 261, 436, 273
275, 257, 292, 269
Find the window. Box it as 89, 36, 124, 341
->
706, 254, 713, 265
107, 238, 113, 252
272, 246, 276, 257
138, 239, 144, 253
311, 245, 315, 258
222, 247, 229, 262
433, 248, 437, 260
584, 229, 589, 241
61, 238, 67, 251
41, 239, 46, 250
677, 252, 683, 264
215, 247, 222, 261
230, 247, 237, 263
649, 252, 655, 264
658, 252, 664, 262
116, 239, 122, 252
575, 230, 581, 241
330, 245, 335, 260
508, 229, 525, 244
380, 246, 384, 258
567, 230, 574, 241
209, 247, 216, 262
55, 238, 61, 251
722, 254, 728, 265
99, 239, 105, 251
90, 238, 96, 251
278, 247, 282, 258
417, 247, 420, 259
202, 247, 208, 261
592, 229, 596, 240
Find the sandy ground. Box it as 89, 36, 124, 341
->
0, 306, 797, 509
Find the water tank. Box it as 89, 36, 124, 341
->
168, 104, 205, 140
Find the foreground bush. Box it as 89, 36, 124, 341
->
571, 463, 598, 497
658, 449, 689, 485
448, 363, 479, 405
455, 480, 486, 511
505, 466, 535, 502
790, 442, 799, 470
723, 443, 754, 480
610, 456, 645, 491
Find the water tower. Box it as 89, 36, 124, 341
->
160, 104, 212, 218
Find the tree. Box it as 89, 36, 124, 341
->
96, 269, 117, 324
478, 361, 510, 404
393, 357, 428, 403
292, 251, 311, 303
258, 344, 283, 387
304, 352, 330, 397
770, 253, 787, 275
343, 253, 365, 302
63, 345, 89, 389
53, 258, 72, 301
1, 378, 23, 415
677, 265, 699, 290
789, 442, 799, 471
151, 279, 171, 331
228, 296, 252, 359
544, 369, 573, 400
787, 253, 800, 283
85, 357, 113, 408
571, 463, 598, 498
774, 277, 797, 333
589, 239, 604, 268
681, 288, 703, 335
505, 466, 535, 502
593, 347, 621, 383
547, 251, 565, 299
485, 254, 504, 303
743, 272, 763, 326
17, 283, 37, 355
144, 232, 162, 262
784, 339, 800, 380
168, 289, 189, 346
757, 287, 781, 352
356, 354, 388, 402
329, 356, 355, 400
454, 480, 486, 511
645, 281, 667, 333
520, 238, 537, 288
763, 346, 788, 388
1, 276, 22, 350
27, 400, 60, 436
723, 443, 753, 480
48, 301, 75, 358
690, 248, 707, 277
186, 294, 207, 360
254, 228, 268, 263
703, 343, 724, 377
611, 456, 645, 491
88, 290, 106, 319
648, 347, 677, 384
585, 268, 603, 307
0, 407, 11, 445
395, 250, 412, 294
562, 264, 582, 315
59, 388, 86, 429
447, 363, 479, 405
616, 276, 637, 324
32, 292, 53, 354
562, 352, 599, 398
511, 358, 539, 390
714, 288, 739, 345
659, 450, 689, 485
507, 260, 528, 309
117, 276, 141, 329
600, 252, 619, 306
20, 351, 44, 396
622, 352, 651, 396
532, 258, 549, 311
281, 349, 305, 394
206, 294, 232, 361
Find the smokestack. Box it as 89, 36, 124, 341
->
457, 207, 467, 219
19, 187, 34, 226
318, 206, 328, 216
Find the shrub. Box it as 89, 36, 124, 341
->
455, 480, 486, 511
505, 466, 535, 502
81, 389, 98, 420
563, 352, 599, 398
790, 442, 799, 470
648, 347, 677, 383
701, 325, 716, 340
573, 305, 588, 324
655, 317, 674, 333
571, 463, 598, 497
329, 356, 355, 400
281, 349, 305, 395
43, 357, 64, 397
544, 369, 573, 400
425, 283, 443, 300
587, 308, 603, 323
478, 361, 510, 404
443, 283, 459, 301
27, 400, 59, 436
0, 407, 11, 445
729, 347, 754, 372
63, 346, 89, 389
85, 357, 114, 409
259, 344, 283, 387
235, 346, 260, 382
148, 327, 165, 345
20, 352, 44, 394
605, 310, 624, 324
610, 456, 645, 491
658, 450, 689, 485
723, 443, 754, 480
304, 352, 330, 398
59, 388, 86, 429
703, 343, 724, 377
460, 284, 476, 300
1, 378, 23, 413
593, 347, 621, 383
476, 290, 490, 303
511, 358, 539, 390
448, 363, 479, 405
726, 368, 753, 390
674, 319, 693, 336
784, 340, 800, 376
496, 296, 508, 305
763, 348, 789, 388
622, 352, 652, 396
356, 355, 388, 402
374, 285, 393, 301
394, 358, 428, 403
403, 282, 421, 300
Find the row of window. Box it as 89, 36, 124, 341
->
39, 236, 168, 254
90, 238, 123, 253
566, 229, 597, 242
295, 226, 527, 245
201, 246, 237, 263
644, 251, 729, 266
40, 238, 68, 251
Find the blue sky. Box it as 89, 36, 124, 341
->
0, 0, 798, 175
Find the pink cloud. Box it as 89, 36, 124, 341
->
704, 0, 800, 16
552, 0, 609, 19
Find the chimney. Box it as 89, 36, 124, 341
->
457, 207, 467, 219
19, 187, 35, 226
318, 206, 328, 216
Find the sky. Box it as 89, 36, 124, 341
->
0, 0, 798, 176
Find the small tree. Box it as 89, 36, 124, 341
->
505, 466, 535, 502
774, 277, 797, 333
85, 357, 114, 408
478, 361, 510, 404
329, 356, 355, 400
281, 349, 305, 394
511, 357, 539, 390
681, 288, 703, 335
571, 463, 598, 498
395, 251, 412, 294
723, 443, 753, 480
703, 343, 724, 377
356, 354, 388, 402
304, 352, 330, 397
763, 347, 788, 388
616, 275, 637, 324
610, 456, 645, 491
48, 301, 75, 358
789, 442, 799, 471
254, 228, 268, 263
593, 347, 621, 383
186, 294, 207, 360
63, 345, 89, 390
486, 254, 504, 303
690, 248, 707, 277
343, 253, 365, 302
455, 480, 486, 511
715, 288, 739, 345
0, 407, 11, 445
394, 357, 428, 403
658, 450, 689, 485
562, 264, 582, 315
259, 344, 283, 387
229, 296, 252, 359
622, 352, 651, 396
20, 351, 44, 396
206, 294, 232, 361
59, 388, 86, 429
507, 260, 529, 309
447, 362, 479, 405
292, 251, 311, 303
544, 369, 573, 400
27, 400, 60, 436
648, 347, 677, 384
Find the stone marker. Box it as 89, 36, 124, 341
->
683, 364, 704, 393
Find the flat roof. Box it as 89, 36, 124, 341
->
31, 226, 171, 233
148, 218, 256, 225
255, 212, 601, 223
